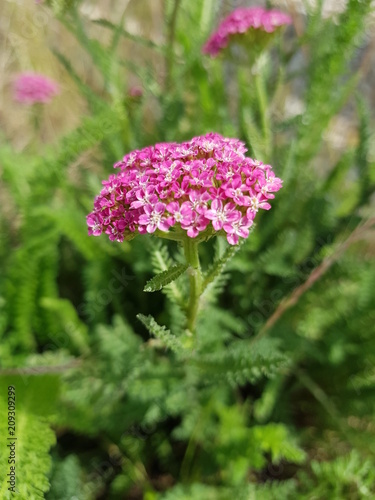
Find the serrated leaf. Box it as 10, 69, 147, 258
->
202, 238, 246, 293
193, 337, 288, 385
148, 242, 186, 308
144, 264, 188, 293
137, 314, 183, 354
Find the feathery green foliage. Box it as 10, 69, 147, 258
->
144, 263, 188, 293
137, 314, 184, 353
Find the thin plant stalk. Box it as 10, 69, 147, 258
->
183, 238, 202, 334
165, 0, 182, 89
254, 62, 271, 160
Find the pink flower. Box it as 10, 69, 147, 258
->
247, 193, 272, 219
138, 203, 171, 233
128, 85, 143, 98
188, 190, 210, 214
87, 214, 103, 237
130, 186, 158, 209
166, 201, 193, 226
224, 176, 251, 206
181, 212, 210, 238
87, 132, 282, 245
224, 216, 253, 245
205, 200, 241, 231
14, 72, 60, 104
202, 7, 292, 57
255, 170, 283, 199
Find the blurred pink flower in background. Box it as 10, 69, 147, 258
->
14, 73, 60, 105
128, 86, 143, 98
203, 7, 292, 57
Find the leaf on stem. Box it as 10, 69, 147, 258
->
144, 263, 188, 292
137, 314, 183, 353
202, 238, 247, 294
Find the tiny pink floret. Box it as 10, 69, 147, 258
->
14, 72, 60, 104
202, 7, 292, 57
87, 133, 282, 246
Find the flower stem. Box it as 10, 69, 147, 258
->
165, 0, 182, 89
183, 238, 202, 334
254, 64, 271, 159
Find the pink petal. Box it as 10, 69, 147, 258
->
211, 199, 222, 211
158, 219, 171, 231
204, 209, 216, 220
261, 202, 272, 210
155, 202, 166, 214
166, 201, 179, 213
187, 227, 199, 238
227, 233, 239, 245
212, 220, 224, 231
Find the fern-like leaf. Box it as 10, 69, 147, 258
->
202, 238, 246, 295
194, 337, 289, 385
149, 242, 186, 308
137, 314, 183, 354
144, 263, 188, 292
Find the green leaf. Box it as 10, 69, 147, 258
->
149, 241, 186, 308
253, 424, 306, 464
93, 18, 165, 53
203, 238, 247, 293
60, 11, 112, 83
144, 263, 188, 292
53, 49, 104, 110
40, 298, 89, 355
193, 337, 289, 385
137, 314, 183, 354
241, 107, 265, 159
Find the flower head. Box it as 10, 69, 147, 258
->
202, 7, 292, 57
14, 72, 60, 105
87, 133, 282, 245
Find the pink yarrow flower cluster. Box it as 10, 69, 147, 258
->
87, 133, 282, 246
14, 73, 60, 105
203, 7, 292, 57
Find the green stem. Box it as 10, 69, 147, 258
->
254, 65, 271, 160
31, 103, 43, 152
154, 229, 185, 241
183, 238, 202, 334
180, 397, 213, 481
165, 0, 181, 89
